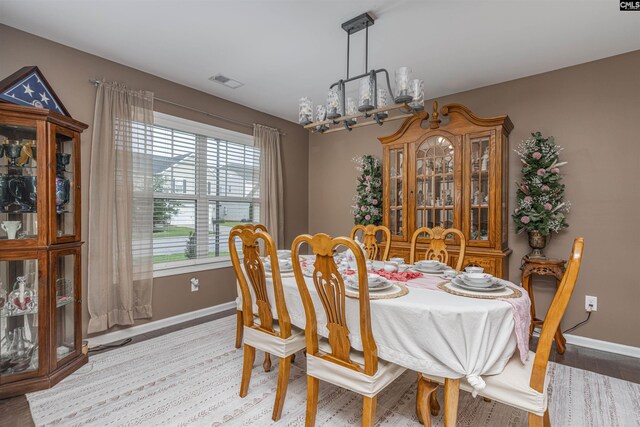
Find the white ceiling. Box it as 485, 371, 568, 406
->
1, 0, 639, 123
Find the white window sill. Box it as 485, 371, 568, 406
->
153, 259, 233, 278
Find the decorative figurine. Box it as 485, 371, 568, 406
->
481, 148, 489, 171
1, 220, 21, 239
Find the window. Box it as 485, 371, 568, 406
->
149, 112, 260, 273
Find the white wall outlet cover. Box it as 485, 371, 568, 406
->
190, 277, 200, 292
585, 295, 598, 312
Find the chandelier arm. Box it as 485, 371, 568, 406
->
372, 70, 378, 109
365, 22, 369, 73
380, 69, 396, 101
346, 30, 351, 79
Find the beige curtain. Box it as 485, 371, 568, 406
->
87, 81, 154, 334
254, 124, 284, 248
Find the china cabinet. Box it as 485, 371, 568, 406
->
379, 102, 513, 277
0, 103, 87, 398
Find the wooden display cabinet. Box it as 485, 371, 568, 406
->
379, 102, 513, 277
0, 103, 87, 398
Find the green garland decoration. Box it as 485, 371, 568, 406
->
352, 155, 383, 226
512, 132, 570, 236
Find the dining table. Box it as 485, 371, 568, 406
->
239, 256, 532, 426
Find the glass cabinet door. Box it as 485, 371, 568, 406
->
50, 125, 79, 243
0, 123, 41, 245
50, 247, 80, 368
469, 134, 493, 243
0, 255, 43, 383
387, 147, 404, 237
415, 136, 456, 231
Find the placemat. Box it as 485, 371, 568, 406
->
437, 281, 522, 299
345, 282, 409, 300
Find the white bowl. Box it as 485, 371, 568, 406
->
416, 260, 441, 268
390, 257, 405, 264
465, 266, 484, 274
277, 250, 292, 259
462, 273, 493, 284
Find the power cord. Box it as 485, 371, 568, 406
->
88, 338, 133, 353
562, 302, 593, 334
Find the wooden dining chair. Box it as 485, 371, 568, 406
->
409, 226, 467, 271
291, 233, 407, 427
350, 224, 391, 261
416, 237, 585, 427
229, 225, 306, 421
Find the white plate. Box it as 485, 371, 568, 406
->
265, 264, 294, 273
414, 266, 446, 274
346, 280, 394, 292
451, 277, 506, 292
456, 275, 494, 288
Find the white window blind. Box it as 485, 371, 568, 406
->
147, 114, 260, 270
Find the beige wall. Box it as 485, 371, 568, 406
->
310, 50, 640, 348
0, 24, 309, 337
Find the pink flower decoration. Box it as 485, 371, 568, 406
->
541, 185, 550, 192
544, 203, 553, 211
532, 152, 542, 160
524, 196, 533, 204
537, 168, 546, 176
372, 199, 378, 205
365, 215, 371, 220
365, 175, 371, 181
360, 206, 366, 212
521, 216, 531, 224
551, 168, 560, 174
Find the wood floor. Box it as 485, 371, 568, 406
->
1, 311, 638, 427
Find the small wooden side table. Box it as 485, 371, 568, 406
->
521, 256, 567, 354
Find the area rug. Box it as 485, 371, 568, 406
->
27, 316, 640, 426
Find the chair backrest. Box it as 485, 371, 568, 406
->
292, 233, 378, 375
409, 226, 467, 271
529, 237, 584, 392
350, 224, 391, 261
229, 224, 293, 339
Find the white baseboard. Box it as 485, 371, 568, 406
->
86, 301, 236, 348
533, 328, 640, 359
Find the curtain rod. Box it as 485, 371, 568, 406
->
89, 79, 287, 136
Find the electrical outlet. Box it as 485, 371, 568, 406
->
190, 277, 199, 292
585, 295, 597, 312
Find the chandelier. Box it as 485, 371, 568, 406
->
299, 13, 424, 134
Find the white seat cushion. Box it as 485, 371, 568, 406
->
423, 350, 549, 416
243, 322, 306, 358
306, 340, 406, 398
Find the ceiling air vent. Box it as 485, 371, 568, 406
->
209, 74, 244, 89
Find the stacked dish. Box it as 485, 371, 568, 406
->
264, 258, 294, 273
413, 260, 447, 274
345, 273, 393, 292
450, 272, 506, 292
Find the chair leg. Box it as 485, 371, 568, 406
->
239, 344, 255, 397
291, 352, 296, 364
263, 352, 272, 372
416, 376, 438, 426
430, 392, 440, 416
443, 378, 460, 427
235, 310, 243, 349
305, 375, 319, 427
528, 412, 544, 427
362, 396, 377, 427
272, 355, 292, 421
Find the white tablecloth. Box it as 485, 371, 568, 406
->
237, 267, 519, 392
